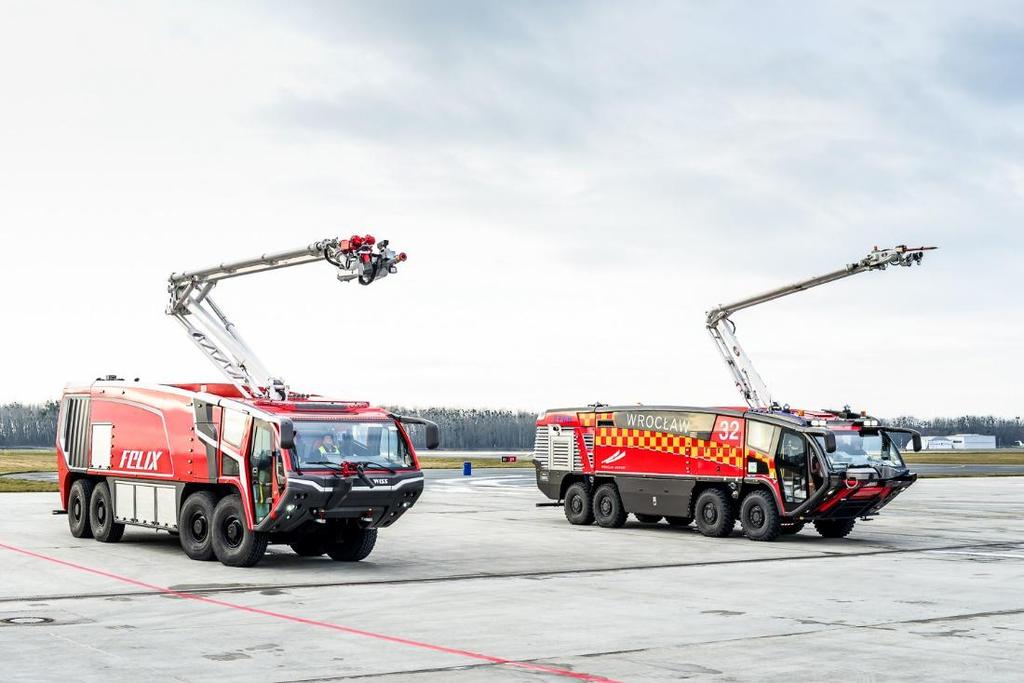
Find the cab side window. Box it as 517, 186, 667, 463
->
778, 432, 806, 465
776, 430, 809, 506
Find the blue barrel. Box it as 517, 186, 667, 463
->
462, 461, 472, 476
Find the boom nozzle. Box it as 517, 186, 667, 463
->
326, 233, 406, 286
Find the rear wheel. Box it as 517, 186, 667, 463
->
593, 483, 628, 528
89, 481, 125, 543
563, 483, 594, 525
326, 528, 377, 562
179, 491, 217, 561
290, 538, 326, 557
694, 488, 735, 538
634, 514, 662, 524
665, 516, 692, 527
67, 479, 95, 539
739, 490, 780, 542
211, 494, 268, 567
813, 518, 856, 539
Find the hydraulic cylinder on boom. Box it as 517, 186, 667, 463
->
166, 234, 407, 401
706, 244, 936, 411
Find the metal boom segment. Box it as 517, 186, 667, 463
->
167, 235, 406, 401
706, 244, 935, 411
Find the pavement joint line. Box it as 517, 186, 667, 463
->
0, 539, 1016, 605
0, 541, 617, 683
863, 606, 1024, 627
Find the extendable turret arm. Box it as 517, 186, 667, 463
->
167, 235, 406, 400
706, 245, 935, 410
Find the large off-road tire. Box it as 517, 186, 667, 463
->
326, 528, 377, 562
593, 483, 628, 529
780, 522, 806, 535
89, 481, 125, 543
813, 518, 856, 539
290, 538, 327, 557
178, 491, 218, 561
739, 490, 781, 542
694, 488, 736, 538
211, 494, 268, 567
665, 516, 693, 527
563, 482, 594, 525
634, 514, 663, 524
68, 479, 95, 539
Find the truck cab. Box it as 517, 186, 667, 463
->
533, 405, 919, 541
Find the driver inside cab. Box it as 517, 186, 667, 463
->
318, 433, 341, 461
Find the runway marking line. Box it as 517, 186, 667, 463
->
0, 541, 616, 682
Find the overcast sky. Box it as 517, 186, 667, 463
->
1, 1, 1021, 417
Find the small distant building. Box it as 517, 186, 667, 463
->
920, 434, 996, 450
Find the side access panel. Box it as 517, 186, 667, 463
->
616, 475, 695, 518
112, 479, 179, 530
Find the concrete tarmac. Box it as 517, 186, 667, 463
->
0, 475, 1022, 681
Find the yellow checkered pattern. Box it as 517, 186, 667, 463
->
577, 412, 614, 427
595, 427, 745, 470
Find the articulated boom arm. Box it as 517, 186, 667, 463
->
167, 235, 406, 400
706, 244, 935, 411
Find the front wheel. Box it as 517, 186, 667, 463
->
67, 479, 95, 539
326, 527, 377, 562
694, 488, 736, 538
89, 481, 125, 543
814, 518, 856, 539
563, 483, 594, 525
739, 490, 780, 542
211, 494, 268, 567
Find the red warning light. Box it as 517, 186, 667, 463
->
397, 252, 407, 262
350, 234, 364, 248
364, 234, 376, 246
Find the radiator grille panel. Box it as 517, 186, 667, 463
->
63, 396, 91, 469
534, 426, 580, 471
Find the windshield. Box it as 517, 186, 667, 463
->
291, 420, 413, 469
816, 430, 905, 469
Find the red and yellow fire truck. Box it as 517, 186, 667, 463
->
534, 246, 933, 541
57, 236, 438, 566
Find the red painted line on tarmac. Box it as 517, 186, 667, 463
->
0, 541, 617, 682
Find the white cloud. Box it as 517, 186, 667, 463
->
0, 1, 1021, 417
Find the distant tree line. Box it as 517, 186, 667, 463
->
4, 400, 1020, 449
386, 406, 537, 451
0, 402, 59, 447
0, 401, 538, 450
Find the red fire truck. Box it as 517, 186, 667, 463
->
534, 246, 933, 541
57, 236, 439, 566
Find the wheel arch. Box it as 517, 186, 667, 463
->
558, 473, 589, 500
739, 480, 785, 517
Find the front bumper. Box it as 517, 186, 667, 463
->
810, 467, 918, 520
257, 471, 425, 533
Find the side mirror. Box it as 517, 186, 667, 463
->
822, 432, 837, 453
912, 433, 922, 452
424, 422, 441, 450
392, 414, 441, 450
279, 420, 295, 451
